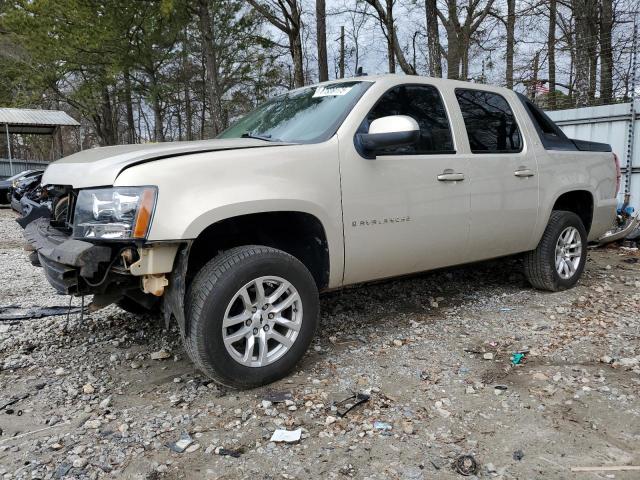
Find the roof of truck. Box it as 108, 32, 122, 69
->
313, 73, 510, 93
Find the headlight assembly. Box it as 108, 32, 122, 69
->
73, 187, 157, 240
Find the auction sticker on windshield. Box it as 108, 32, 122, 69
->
313, 85, 354, 97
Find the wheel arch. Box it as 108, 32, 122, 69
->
550, 189, 594, 234
186, 209, 332, 292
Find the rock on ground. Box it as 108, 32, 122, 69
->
0, 207, 639, 479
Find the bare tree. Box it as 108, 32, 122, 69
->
198, 0, 226, 136
437, 0, 496, 80
340, 25, 345, 78
343, 3, 370, 76
247, 0, 305, 87
123, 70, 136, 143
505, 0, 516, 89
316, 0, 329, 82
548, 0, 557, 108
572, 0, 598, 106
600, 0, 613, 103
362, 0, 416, 74
425, 0, 442, 76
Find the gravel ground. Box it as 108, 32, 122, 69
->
0, 206, 639, 480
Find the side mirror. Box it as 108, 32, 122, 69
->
355, 115, 420, 159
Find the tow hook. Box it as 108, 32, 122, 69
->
143, 274, 169, 296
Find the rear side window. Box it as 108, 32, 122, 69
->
363, 84, 455, 155
517, 93, 578, 151
455, 89, 522, 153
525, 102, 557, 134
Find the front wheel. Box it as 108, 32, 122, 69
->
184, 246, 319, 389
524, 210, 588, 291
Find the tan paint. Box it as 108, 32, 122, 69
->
41, 74, 617, 290
114, 139, 345, 288
129, 244, 180, 276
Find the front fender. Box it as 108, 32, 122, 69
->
113, 139, 345, 288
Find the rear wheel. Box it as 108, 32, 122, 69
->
184, 246, 319, 389
524, 210, 587, 291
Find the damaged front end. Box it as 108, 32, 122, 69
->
19, 186, 186, 317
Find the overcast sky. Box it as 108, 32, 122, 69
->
276, 0, 638, 96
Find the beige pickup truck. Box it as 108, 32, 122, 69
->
22, 75, 619, 388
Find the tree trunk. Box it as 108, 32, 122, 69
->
316, 0, 329, 82
246, 0, 304, 87
438, 0, 495, 80
587, 3, 599, 104
56, 126, 64, 158
124, 71, 136, 144
572, 0, 590, 107
425, 0, 442, 77
547, 0, 557, 109
505, 0, 515, 89
599, 0, 613, 103
393, 30, 417, 74
150, 80, 164, 142
446, 30, 460, 79
182, 37, 193, 141
199, 0, 226, 136
444, 0, 460, 79
385, 0, 396, 73
185, 85, 193, 141
290, 30, 305, 87
363, 0, 415, 74
339, 25, 345, 78
531, 51, 540, 100
460, 32, 470, 80
94, 87, 117, 146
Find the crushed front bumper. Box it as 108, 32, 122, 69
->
10, 194, 22, 214
24, 218, 112, 294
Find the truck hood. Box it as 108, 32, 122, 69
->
42, 138, 288, 188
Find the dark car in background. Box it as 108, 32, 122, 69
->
9, 170, 44, 212
0, 170, 39, 205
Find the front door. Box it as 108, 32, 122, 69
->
340, 83, 471, 285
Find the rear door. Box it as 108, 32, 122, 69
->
454, 88, 539, 260
340, 83, 471, 284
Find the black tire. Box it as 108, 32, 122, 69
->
53, 196, 69, 222
184, 245, 319, 389
524, 210, 588, 291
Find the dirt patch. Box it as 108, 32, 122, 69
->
0, 209, 639, 479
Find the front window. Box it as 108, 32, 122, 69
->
218, 81, 371, 144
361, 84, 455, 155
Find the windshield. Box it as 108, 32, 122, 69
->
218, 81, 371, 143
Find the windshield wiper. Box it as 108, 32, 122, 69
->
241, 131, 277, 142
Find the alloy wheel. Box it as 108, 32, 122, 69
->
222, 276, 303, 367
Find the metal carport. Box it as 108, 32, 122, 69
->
0, 108, 80, 177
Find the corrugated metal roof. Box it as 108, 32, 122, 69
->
0, 108, 80, 127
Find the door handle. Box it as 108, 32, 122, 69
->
514, 167, 535, 177
437, 169, 465, 182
